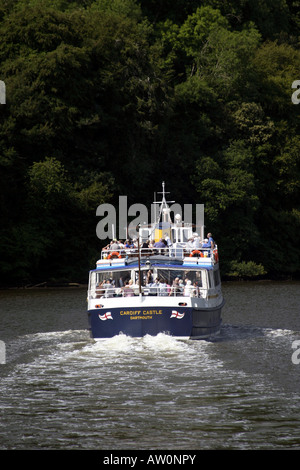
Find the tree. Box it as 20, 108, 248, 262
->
0, 0, 300, 283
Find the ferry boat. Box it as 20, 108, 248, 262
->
87, 183, 224, 340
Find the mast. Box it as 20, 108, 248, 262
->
137, 224, 142, 296
153, 181, 175, 224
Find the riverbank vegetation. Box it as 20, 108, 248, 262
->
0, 0, 299, 285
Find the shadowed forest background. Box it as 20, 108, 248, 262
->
0, 0, 300, 286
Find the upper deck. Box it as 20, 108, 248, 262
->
94, 182, 218, 271
95, 245, 218, 271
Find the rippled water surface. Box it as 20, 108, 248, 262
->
0, 281, 300, 450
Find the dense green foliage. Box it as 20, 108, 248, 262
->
0, 0, 299, 285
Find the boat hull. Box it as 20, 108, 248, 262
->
87, 300, 224, 340
191, 300, 225, 339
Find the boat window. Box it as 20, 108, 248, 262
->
92, 270, 131, 287
156, 269, 203, 288
171, 227, 190, 243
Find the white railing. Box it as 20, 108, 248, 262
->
100, 246, 215, 260
91, 285, 207, 299
101, 247, 171, 259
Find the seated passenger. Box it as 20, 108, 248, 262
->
147, 278, 160, 295
142, 240, 151, 254
149, 240, 156, 250
124, 239, 134, 249
154, 238, 166, 248
184, 279, 193, 297
158, 279, 168, 296
132, 279, 143, 295
169, 278, 182, 296
95, 281, 105, 298
104, 279, 114, 297
193, 281, 200, 297
122, 280, 134, 297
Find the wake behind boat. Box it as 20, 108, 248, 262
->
87, 183, 224, 340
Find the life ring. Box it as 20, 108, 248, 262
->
213, 249, 219, 262
108, 251, 122, 259
190, 250, 204, 258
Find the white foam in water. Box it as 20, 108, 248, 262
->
88, 333, 134, 353
264, 328, 295, 338
142, 332, 189, 352
81, 332, 188, 356
11, 330, 218, 373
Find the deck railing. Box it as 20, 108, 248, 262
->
100, 246, 214, 260
91, 285, 207, 299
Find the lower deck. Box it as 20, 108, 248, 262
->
87, 257, 224, 340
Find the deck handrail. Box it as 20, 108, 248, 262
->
91, 285, 207, 299
100, 246, 215, 259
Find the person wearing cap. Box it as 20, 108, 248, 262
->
202, 238, 210, 248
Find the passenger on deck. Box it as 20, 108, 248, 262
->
193, 281, 200, 297
187, 237, 194, 250
132, 278, 142, 295
207, 233, 215, 249
104, 279, 113, 297
122, 280, 134, 297
124, 239, 134, 249
158, 278, 168, 296
146, 278, 158, 295
192, 233, 200, 249
169, 277, 182, 296
153, 238, 167, 255
202, 238, 210, 248
154, 238, 166, 248
102, 243, 110, 256
149, 240, 156, 250
164, 234, 172, 247
142, 240, 151, 254
95, 281, 105, 298
184, 279, 193, 297
110, 239, 120, 251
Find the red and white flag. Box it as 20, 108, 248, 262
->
170, 310, 185, 319
98, 312, 113, 321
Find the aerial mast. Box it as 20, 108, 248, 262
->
153, 182, 175, 224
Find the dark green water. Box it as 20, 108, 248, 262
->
0, 281, 300, 450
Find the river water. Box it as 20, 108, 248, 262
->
0, 281, 300, 450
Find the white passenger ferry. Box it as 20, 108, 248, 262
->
87, 183, 224, 340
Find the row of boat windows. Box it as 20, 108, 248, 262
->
90, 268, 221, 290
